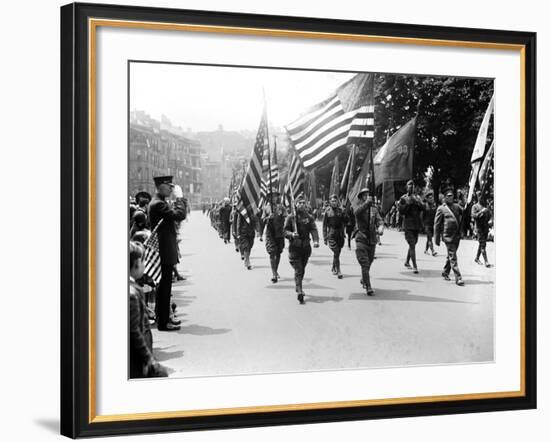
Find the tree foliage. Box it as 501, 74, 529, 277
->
313, 73, 494, 199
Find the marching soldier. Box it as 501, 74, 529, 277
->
398, 180, 424, 273
434, 188, 465, 286
322, 194, 346, 279
261, 192, 287, 283
284, 197, 320, 304
236, 211, 259, 270
471, 192, 493, 267
422, 190, 437, 256
344, 203, 355, 250
354, 188, 384, 296
231, 202, 240, 253
148, 176, 187, 331
219, 197, 232, 244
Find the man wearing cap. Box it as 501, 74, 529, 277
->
322, 194, 346, 279
148, 176, 188, 331
434, 189, 465, 286
219, 197, 232, 244
422, 190, 437, 256
236, 211, 259, 270
261, 192, 287, 283
398, 180, 424, 273
471, 192, 493, 267
354, 188, 384, 296
284, 197, 320, 304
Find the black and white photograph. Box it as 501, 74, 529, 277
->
128, 62, 496, 379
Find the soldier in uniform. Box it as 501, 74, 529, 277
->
261, 192, 287, 283
218, 197, 232, 244
434, 188, 465, 286
422, 190, 437, 256
344, 203, 355, 250
284, 197, 320, 304
230, 203, 240, 254
354, 188, 384, 296
236, 211, 259, 269
398, 180, 424, 273
471, 192, 493, 267
322, 194, 346, 279
148, 176, 187, 331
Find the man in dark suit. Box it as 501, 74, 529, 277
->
148, 176, 187, 331
434, 188, 465, 286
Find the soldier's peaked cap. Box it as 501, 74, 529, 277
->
153, 176, 174, 187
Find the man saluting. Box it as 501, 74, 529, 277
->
148, 176, 187, 331
434, 188, 465, 286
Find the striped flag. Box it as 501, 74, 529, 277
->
285, 73, 374, 170
478, 141, 494, 191
237, 108, 268, 223
283, 150, 306, 207
339, 145, 356, 201
258, 137, 281, 210
143, 219, 163, 285
329, 155, 340, 197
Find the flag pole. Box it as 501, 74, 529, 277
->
263, 88, 274, 211
288, 172, 298, 232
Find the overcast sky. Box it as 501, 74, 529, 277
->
130, 62, 355, 132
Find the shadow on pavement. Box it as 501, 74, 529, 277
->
178, 324, 231, 336
155, 346, 185, 362
34, 419, 58, 433
349, 288, 474, 304
305, 294, 344, 303
266, 282, 333, 291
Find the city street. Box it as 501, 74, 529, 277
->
152, 211, 495, 378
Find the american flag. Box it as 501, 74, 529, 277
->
237, 109, 268, 223
339, 145, 356, 201
478, 141, 494, 193
258, 137, 280, 210
143, 219, 163, 285
285, 73, 374, 170
283, 150, 305, 207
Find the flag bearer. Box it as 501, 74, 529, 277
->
422, 190, 438, 256
261, 191, 286, 283
354, 188, 384, 296
236, 211, 259, 270
398, 180, 424, 273
434, 188, 465, 286
471, 192, 493, 267
284, 197, 320, 304
322, 194, 347, 279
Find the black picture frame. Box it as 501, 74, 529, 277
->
60, 2, 537, 438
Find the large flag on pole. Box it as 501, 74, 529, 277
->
348, 148, 375, 210
283, 150, 306, 207
329, 156, 340, 197
478, 141, 494, 191
373, 118, 416, 185
285, 73, 375, 170
339, 145, 356, 201
237, 108, 268, 223
467, 94, 494, 203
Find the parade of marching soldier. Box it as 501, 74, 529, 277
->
127, 62, 495, 379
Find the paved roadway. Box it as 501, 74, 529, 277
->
152, 211, 495, 378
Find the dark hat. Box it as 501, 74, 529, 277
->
357, 187, 370, 199
424, 190, 434, 197
406, 179, 414, 186
153, 176, 174, 187
135, 191, 151, 202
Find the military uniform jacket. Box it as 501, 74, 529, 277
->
148, 195, 187, 265
398, 193, 424, 231
422, 202, 437, 233
236, 212, 258, 237
262, 205, 287, 239
354, 201, 383, 245
284, 212, 319, 247
434, 203, 463, 244
322, 207, 346, 241
471, 203, 491, 234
